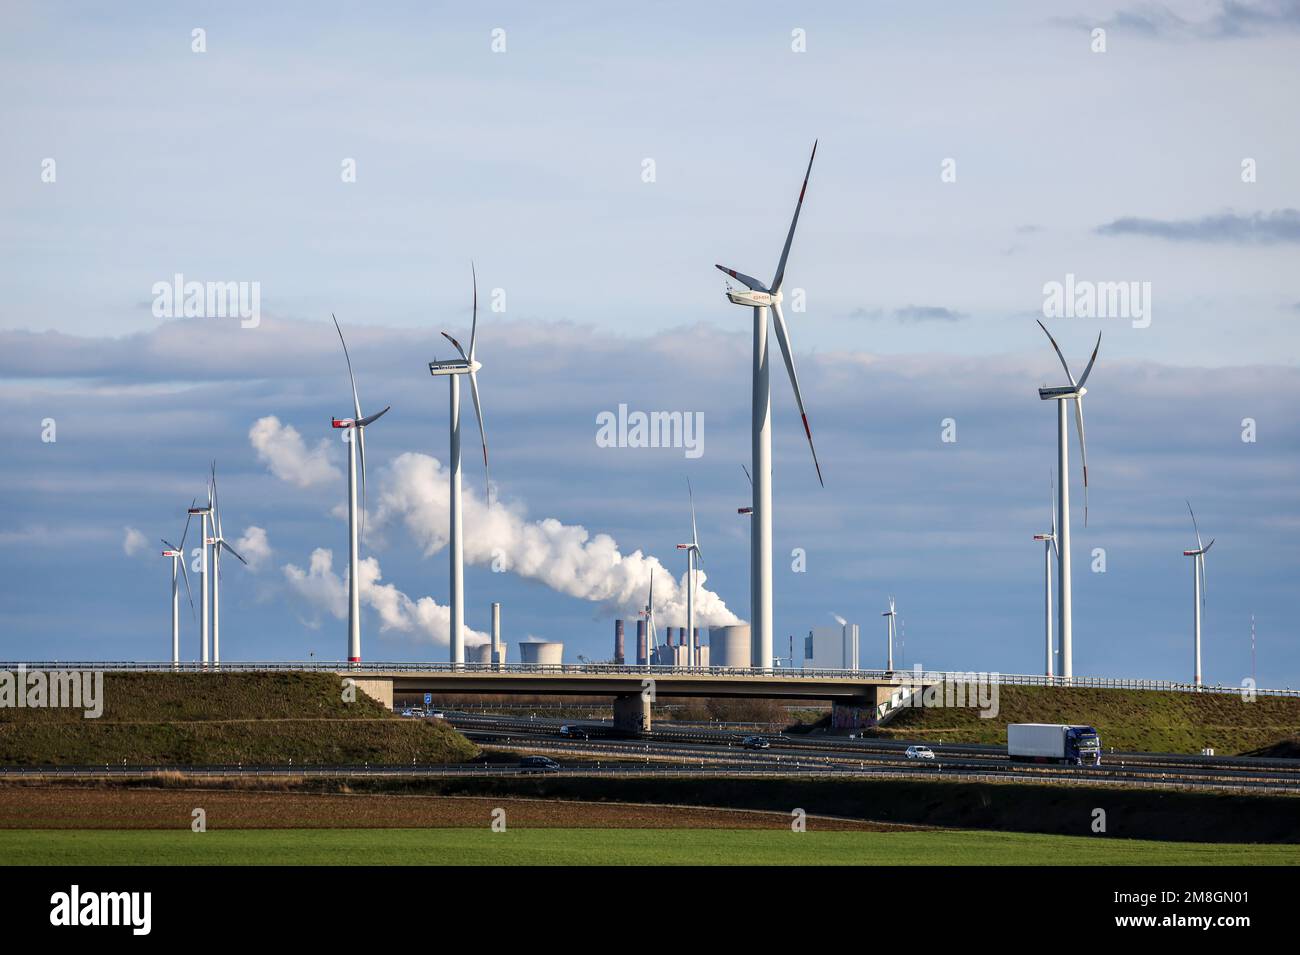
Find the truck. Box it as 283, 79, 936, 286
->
1007, 723, 1102, 766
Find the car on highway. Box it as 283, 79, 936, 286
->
518, 755, 561, 774
741, 736, 772, 750
428, 710, 446, 720
904, 745, 936, 760
558, 724, 590, 739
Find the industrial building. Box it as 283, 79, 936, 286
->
518, 641, 563, 665
803, 622, 859, 670
709, 624, 751, 668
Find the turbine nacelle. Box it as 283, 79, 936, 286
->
428, 358, 482, 377
160, 549, 181, 558
1038, 385, 1087, 401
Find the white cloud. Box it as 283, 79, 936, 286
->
249, 416, 341, 489
282, 547, 489, 647
234, 525, 272, 571
122, 526, 147, 556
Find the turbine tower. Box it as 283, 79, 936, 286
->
160, 510, 195, 667
207, 463, 247, 666
331, 316, 391, 664
1032, 473, 1059, 678
639, 569, 658, 669
1183, 500, 1214, 689
428, 265, 489, 667
1035, 320, 1100, 680
882, 596, 897, 672
676, 479, 703, 667
715, 142, 824, 670
186, 488, 213, 665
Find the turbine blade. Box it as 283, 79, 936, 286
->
1187, 500, 1204, 553
468, 261, 478, 362
356, 406, 390, 428
741, 464, 752, 487
770, 300, 824, 486
714, 264, 767, 293
333, 314, 364, 422
220, 540, 248, 565
1036, 320, 1077, 388
1075, 332, 1102, 388
440, 331, 468, 361
161, 538, 177, 551
1074, 396, 1089, 526
180, 554, 195, 620
770, 140, 817, 294
180, 502, 194, 554
688, 478, 698, 548
357, 424, 367, 540
211, 463, 222, 538
469, 370, 490, 501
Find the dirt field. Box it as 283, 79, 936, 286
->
0, 784, 893, 832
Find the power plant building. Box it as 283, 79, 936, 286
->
803, 623, 859, 670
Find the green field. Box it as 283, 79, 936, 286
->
2, 827, 1296, 866
872, 685, 1300, 754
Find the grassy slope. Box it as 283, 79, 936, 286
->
1, 827, 1295, 865
0, 673, 477, 766
871, 685, 1300, 754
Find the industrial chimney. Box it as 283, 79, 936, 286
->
491, 602, 502, 668
636, 619, 647, 665
614, 619, 625, 665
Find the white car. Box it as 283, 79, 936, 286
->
904, 745, 936, 760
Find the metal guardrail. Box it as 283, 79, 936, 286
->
0, 661, 1294, 697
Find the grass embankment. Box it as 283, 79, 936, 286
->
1, 827, 1294, 866
870, 685, 1300, 754
0, 673, 477, 766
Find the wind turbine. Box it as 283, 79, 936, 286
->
882, 596, 897, 672
1035, 320, 1101, 680
207, 463, 247, 666
1183, 500, 1215, 689
331, 316, 391, 664
428, 265, 489, 667
187, 486, 213, 665
160, 509, 195, 667
639, 568, 658, 669
676, 479, 703, 667
1032, 473, 1059, 678
716, 142, 824, 670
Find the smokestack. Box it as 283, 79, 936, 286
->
636, 619, 647, 665
491, 602, 501, 666
614, 619, 625, 665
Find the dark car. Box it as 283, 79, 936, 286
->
519, 755, 561, 774
559, 724, 590, 740
741, 736, 771, 750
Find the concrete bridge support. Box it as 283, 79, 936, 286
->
613, 693, 651, 734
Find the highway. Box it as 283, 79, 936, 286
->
445, 712, 1300, 794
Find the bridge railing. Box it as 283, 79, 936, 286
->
0, 660, 1294, 697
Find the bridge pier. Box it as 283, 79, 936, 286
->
612, 693, 651, 734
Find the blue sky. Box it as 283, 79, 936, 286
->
2, 1, 1298, 687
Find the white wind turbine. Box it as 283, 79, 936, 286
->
676, 479, 703, 667
1031, 473, 1059, 678
160, 508, 195, 667
186, 487, 213, 665
428, 265, 489, 667
331, 316, 391, 664
639, 568, 658, 669
1183, 500, 1215, 689
1035, 320, 1101, 680
207, 463, 247, 666
882, 596, 898, 672
716, 142, 824, 670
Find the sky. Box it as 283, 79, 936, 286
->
1, 1, 1298, 687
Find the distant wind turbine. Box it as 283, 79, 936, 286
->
1031, 473, 1059, 678
1035, 320, 1101, 680
716, 142, 824, 669
1183, 500, 1215, 689
428, 265, 489, 667
187, 487, 213, 665
160, 508, 195, 667
331, 316, 391, 664
207, 463, 247, 666
639, 568, 658, 669
882, 596, 898, 672
676, 479, 703, 667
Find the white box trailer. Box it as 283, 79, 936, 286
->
1007, 723, 1102, 766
